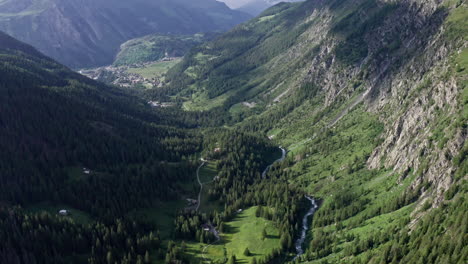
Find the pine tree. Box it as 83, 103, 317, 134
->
244, 247, 251, 256
228, 254, 237, 264
261, 228, 267, 240
106, 251, 113, 264
144, 251, 151, 264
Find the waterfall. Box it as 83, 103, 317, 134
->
293, 196, 318, 261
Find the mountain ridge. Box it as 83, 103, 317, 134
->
0, 0, 251, 68
0, 0, 466, 263
154, 0, 467, 261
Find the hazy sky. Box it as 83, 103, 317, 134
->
218, 0, 303, 9
218, 0, 252, 9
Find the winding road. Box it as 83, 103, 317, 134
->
195, 160, 206, 212
196, 160, 221, 263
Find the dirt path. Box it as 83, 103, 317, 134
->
195, 160, 206, 212
201, 226, 221, 263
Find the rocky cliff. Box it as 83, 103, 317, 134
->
162, 2, 466, 260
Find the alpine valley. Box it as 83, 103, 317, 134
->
0, 0, 250, 68
0, 0, 466, 264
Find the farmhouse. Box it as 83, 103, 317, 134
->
59, 210, 69, 216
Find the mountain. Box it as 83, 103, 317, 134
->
236, 0, 272, 16
220, 0, 304, 15
0, 0, 250, 68
0, 29, 204, 219
0, 0, 467, 263
154, 0, 467, 262
0, 30, 216, 262
113, 33, 218, 66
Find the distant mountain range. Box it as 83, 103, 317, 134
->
220, 0, 304, 15
0, 0, 250, 68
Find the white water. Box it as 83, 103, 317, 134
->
293, 196, 318, 261
262, 147, 286, 179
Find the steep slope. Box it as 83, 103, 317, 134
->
113, 33, 217, 66
158, 0, 467, 262
0, 31, 202, 221
0, 0, 250, 68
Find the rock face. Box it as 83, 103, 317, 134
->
0, 0, 251, 68
169, 0, 467, 210
304, 0, 466, 206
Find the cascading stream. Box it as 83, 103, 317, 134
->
293, 196, 318, 261
262, 147, 286, 178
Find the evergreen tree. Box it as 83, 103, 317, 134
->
144, 251, 151, 264
228, 255, 237, 264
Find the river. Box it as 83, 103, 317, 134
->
293, 196, 318, 261
262, 147, 287, 178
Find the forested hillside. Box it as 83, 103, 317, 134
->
0, 32, 203, 263
113, 33, 218, 66
0, 31, 291, 264
0, 0, 250, 68
150, 0, 467, 263
0, 0, 466, 263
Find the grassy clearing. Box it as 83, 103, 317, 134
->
127, 200, 186, 240
258, 15, 277, 23
198, 161, 223, 213
455, 48, 468, 72
445, 2, 468, 40
182, 91, 233, 111
185, 207, 282, 263
26, 202, 93, 225
229, 103, 248, 115
223, 207, 281, 262
127, 59, 181, 79
199, 161, 218, 183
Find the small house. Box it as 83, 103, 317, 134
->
59, 210, 69, 216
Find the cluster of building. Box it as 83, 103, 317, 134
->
148, 101, 175, 108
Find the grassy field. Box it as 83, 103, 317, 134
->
199, 161, 218, 183
127, 59, 181, 79
182, 90, 234, 111
26, 202, 93, 225
186, 206, 282, 263
198, 161, 223, 213
127, 200, 187, 240
223, 207, 282, 261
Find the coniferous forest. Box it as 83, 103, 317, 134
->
0, 0, 467, 264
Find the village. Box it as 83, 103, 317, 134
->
79, 57, 180, 89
